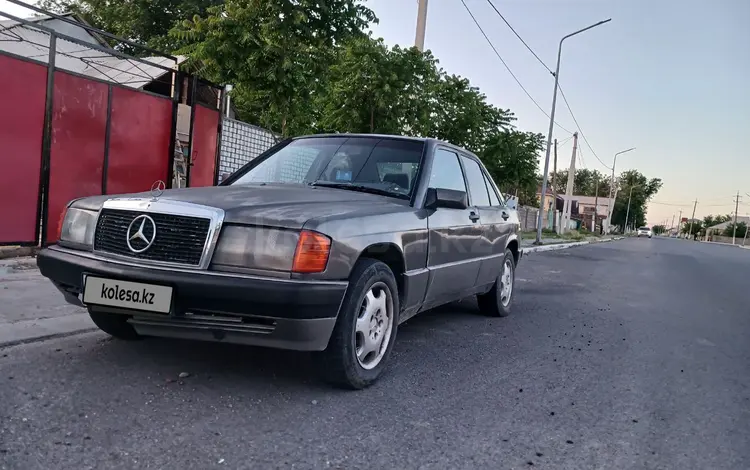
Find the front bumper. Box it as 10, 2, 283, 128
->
37, 246, 348, 351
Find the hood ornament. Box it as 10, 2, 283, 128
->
150, 180, 166, 200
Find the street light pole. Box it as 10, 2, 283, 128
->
624, 185, 638, 233
607, 147, 635, 222
535, 18, 612, 244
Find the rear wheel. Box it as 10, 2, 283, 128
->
317, 258, 399, 389
88, 310, 141, 340
477, 249, 516, 317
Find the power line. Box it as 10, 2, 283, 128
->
484, 0, 553, 74
479, 0, 608, 170
458, 0, 573, 135
557, 84, 610, 170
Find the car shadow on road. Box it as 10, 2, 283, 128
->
74, 299, 489, 390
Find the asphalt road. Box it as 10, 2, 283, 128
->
1, 238, 749, 469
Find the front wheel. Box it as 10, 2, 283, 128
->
477, 249, 516, 317
316, 258, 399, 389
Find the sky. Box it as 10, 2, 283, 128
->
2, 0, 749, 226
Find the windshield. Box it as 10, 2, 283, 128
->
230, 136, 424, 199
639, 227, 650, 231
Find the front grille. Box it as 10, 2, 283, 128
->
94, 209, 211, 266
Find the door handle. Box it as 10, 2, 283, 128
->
469, 212, 480, 222
501, 212, 509, 221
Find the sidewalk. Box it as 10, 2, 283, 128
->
0, 257, 95, 348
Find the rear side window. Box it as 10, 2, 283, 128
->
429, 149, 466, 192
484, 173, 501, 206
459, 156, 490, 206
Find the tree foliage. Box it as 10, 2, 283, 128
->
480, 130, 543, 205
681, 220, 703, 236
652, 225, 667, 235
722, 222, 747, 238
609, 169, 663, 230
703, 214, 732, 229
172, 0, 376, 136
550, 168, 611, 198
39, 0, 223, 55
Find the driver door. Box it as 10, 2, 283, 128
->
422, 148, 483, 307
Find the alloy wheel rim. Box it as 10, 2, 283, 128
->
500, 259, 513, 307
354, 281, 394, 370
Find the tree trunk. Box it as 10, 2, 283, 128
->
370, 106, 375, 133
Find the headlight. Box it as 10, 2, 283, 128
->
211, 225, 301, 272
59, 207, 98, 248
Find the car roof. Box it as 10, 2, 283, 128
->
292, 133, 477, 159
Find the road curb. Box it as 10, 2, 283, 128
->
522, 236, 623, 255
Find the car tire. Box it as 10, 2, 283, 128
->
88, 310, 142, 340
476, 248, 516, 317
316, 258, 400, 390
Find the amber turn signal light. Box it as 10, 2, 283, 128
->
56, 206, 68, 242
292, 230, 331, 273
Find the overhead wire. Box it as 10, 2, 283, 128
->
458, 0, 573, 135
484, 0, 553, 74
557, 85, 611, 170
481, 0, 611, 170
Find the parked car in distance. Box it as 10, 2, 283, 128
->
36, 134, 522, 389
637, 226, 653, 238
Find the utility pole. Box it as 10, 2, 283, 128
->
560, 133, 578, 234
552, 139, 558, 233
593, 176, 599, 232
677, 209, 682, 237
670, 214, 675, 231
732, 191, 741, 245
414, 0, 429, 52
688, 199, 697, 240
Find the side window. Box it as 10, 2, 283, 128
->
429, 149, 467, 192
484, 173, 501, 206
459, 156, 491, 207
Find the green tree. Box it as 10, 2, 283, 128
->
429, 73, 514, 151
40, 0, 223, 54
480, 130, 543, 205
550, 168, 610, 197
171, 0, 376, 136
681, 220, 703, 236
652, 225, 667, 235
314, 37, 439, 135
610, 169, 663, 230
722, 222, 747, 238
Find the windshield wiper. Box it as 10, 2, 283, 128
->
310, 181, 408, 199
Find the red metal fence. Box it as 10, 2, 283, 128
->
0, 5, 224, 247
0, 54, 47, 245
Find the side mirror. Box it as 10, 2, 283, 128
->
505, 197, 517, 210
425, 187, 468, 210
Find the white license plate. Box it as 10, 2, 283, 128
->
83, 276, 173, 314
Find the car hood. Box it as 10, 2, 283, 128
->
72, 183, 411, 229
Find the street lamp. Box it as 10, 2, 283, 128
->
606, 147, 636, 221
536, 18, 612, 244
623, 184, 639, 233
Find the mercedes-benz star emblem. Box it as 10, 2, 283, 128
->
126, 215, 157, 253
150, 180, 166, 199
